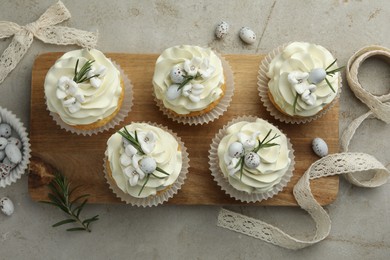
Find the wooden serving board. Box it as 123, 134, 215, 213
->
28, 53, 339, 206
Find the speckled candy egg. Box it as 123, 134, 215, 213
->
0, 163, 11, 178
7, 137, 22, 150
312, 137, 328, 157
170, 65, 186, 84
0, 123, 12, 138
5, 143, 22, 164
166, 84, 182, 100
0, 137, 7, 150
0, 197, 14, 216
244, 152, 261, 169
308, 68, 327, 84
139, 157, 157, 175
215, 21, 229, 39
228, 142, 245, 158
239, 27, 256, 44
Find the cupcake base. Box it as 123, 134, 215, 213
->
208, 116, 295, 203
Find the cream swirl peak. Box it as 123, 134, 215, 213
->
267, 42, 340, 117
153, 45, 224, 115
44, 49, 122, 125
217, 119, 291, 194
106, 123, 182, 198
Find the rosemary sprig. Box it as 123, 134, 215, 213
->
40, 173, 99, 232
176, 73, 203, 91
118, 128, 171, 196
324, 59, 344, 93
236, 129, 280, 180
73, 59, 100, 83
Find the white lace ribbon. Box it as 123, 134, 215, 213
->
0, 1, 98, 84
217, 45, 390, 250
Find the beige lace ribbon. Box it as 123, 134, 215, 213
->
0, 1, 98, 84
217, 45, 390, 250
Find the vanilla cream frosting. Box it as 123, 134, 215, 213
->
267, 42, 339, 117
44, 49, 122, 126
153, 45, 225, 115
106, 123, 182, 198
218, 119, 291, 194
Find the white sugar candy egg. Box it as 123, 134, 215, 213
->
0, 197, 14, 216
0, 124, 11, 138
5, 143, 22, 164
170, 65, 185, 83
166, 84, 182, 100
312, 137, 328, 157
215, 21, 229, 39
0, 137, 7, 150
244, 152, 261, 169
228, 142, 245, 158
0, 150, 5, 161
308, 68, 327, 84
7, 137, 22, 150
139, 157, 157, 174
239, 27, 256, 44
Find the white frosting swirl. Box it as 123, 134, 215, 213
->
267, 42, 339, 117
106, 123, 182, 198
218, 119, 291, 194
153, 45, 224, 114
44, 49, 122, 125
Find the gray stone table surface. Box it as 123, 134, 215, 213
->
0, 0, 389, 259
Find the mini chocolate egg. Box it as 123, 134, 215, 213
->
139, 157, 157, 175
7, 137, 22, 150
0, 137, 7, 150
170, 65, 186, 84
0, 123, 11, 138
0, 197, 14, 216
244, 152, 260, 169
228, 142, 245, 158
215, 21, 229, 39
0, 163, 11, 178
239, 27, 256, 44
308, 68, 327, 84
166, 84, 182, 100
5, 143, 22, 164
312, 137, 328, 157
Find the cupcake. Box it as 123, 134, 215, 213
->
44, 49, 132, 134
0, 107, 31, 187
104, 122, 189, 206
209, 116, 294, 202
152, 45, 234, 125
258, 42, 342, 123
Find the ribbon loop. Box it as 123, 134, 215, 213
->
0, 1, 97, 85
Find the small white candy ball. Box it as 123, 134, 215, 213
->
0, 123, 11, 138
312, 137, 328, 157
170, 65, 186, 84
5, 143, 22, 164
215, 21, 229, 39
166, 84, 182, 100
228, 142, 245, 158
139, 157, 157, 175
0, 137, 7, 150
244, 152, 261, 169
239, 27, 256, 44
7, 137, 22, 150
308, 68, 327, 84
0, 197, 14, 216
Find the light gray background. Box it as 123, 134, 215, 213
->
0, 0, 389, 259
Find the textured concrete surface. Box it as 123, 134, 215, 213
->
0, 0, 389, 259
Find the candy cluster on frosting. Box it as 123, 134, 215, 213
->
218, 119, 291, 194
153, 45, 225, 115
106, 123, 182, 198
45, 49, 122, 126
267, 42, 340, 117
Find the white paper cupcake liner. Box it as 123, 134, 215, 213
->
208, 115, 295, 203
257, 43, 342, 124
0, 107, 31, 187
103, 122, 190, 207
48, 60, 133, 136
154, 52, 235, 125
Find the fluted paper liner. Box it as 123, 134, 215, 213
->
103, 122, 190, 207
48, 60, 133, 136
154, 52, 234, 125
208, 116, 295, 203
0, 107, 31, 187
257, 43, 342, 124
